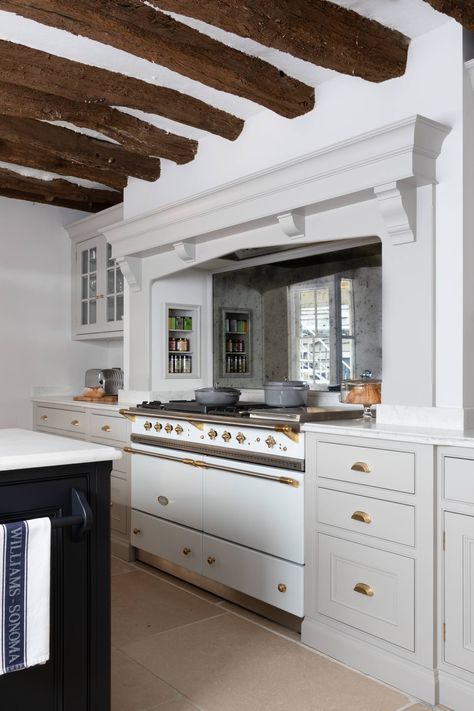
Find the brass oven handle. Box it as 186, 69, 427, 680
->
351, 510, 372, 524
124, 447, 299, 487
353, 582, 374, 597
351, 461, 371, 473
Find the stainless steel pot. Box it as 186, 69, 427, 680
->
195, 387, 241, 406
264, 380, 309, 407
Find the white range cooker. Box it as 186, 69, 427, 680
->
122, 400, 359, 619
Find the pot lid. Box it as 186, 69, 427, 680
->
264, 380, 309, 389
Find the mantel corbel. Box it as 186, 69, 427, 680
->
115, 256, 142, 292
374, 180, 417, 245
276, 210, 306, 240
173, 240, 196, 263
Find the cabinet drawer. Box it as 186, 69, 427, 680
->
131, 451, 202, 529
131, 510, 202, 574
203, 467, 303, 563
35, 406, 86, 434
89, 413, 128, 442
202, 534, 304, 616
317, 488, 415, 546
317, 534, 415, 650
111, 474, 128, 507
444, 457, 474, 504
316, 441, 415, 494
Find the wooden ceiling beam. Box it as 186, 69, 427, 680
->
0, 81, 197, 164
0, 167, 121, 212
423, 1, 474, 33
0, 137, 127, 191
0, 116, 161, 184
0, 1, 315, 117
151, 0, 409, 83
0, 41, 243, 141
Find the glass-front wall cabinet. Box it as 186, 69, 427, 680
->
74, 236, 124, 339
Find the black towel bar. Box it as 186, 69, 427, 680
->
50, 488, 93, 541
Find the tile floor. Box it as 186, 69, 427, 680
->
111, 556, 449, 711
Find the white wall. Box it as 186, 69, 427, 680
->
0, 198, 122, 428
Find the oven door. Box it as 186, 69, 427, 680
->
127, 443, 303, 564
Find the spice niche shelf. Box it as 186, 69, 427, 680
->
166, 304, 200, 378
221, 308, 251, 377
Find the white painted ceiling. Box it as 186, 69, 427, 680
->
0, 0, 452, 192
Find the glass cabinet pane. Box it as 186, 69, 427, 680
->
81, 301, 88, 326
89, 275, 96, 298
107, 269, 115, 296
116, 269, 124, 294
107, 243, 114, 267
89, 248, 96, 272
89, 300, 97, 325
81, 250, 88, 275
81, 276, 88, 300
107, 297, 115, 322
116, 294, 124, 322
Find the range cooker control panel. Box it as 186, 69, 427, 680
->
130, 415, 305, 461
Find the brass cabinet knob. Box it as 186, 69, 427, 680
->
71, 419, 80, 426
236, 432, 246, 444
353, 582, 374, 597
154, 422, 162, 432
222, 431, 232, 442
207, 556, 216, 565
40, 415, 48, 421
144, 421, 152, 431
182, 547, 191, 556
208, 429, 218, 440
165, 423, 173, 433
265, 435, 276, 449
101, 424, 111, 432
132, 528, 141, 535
157, 495, 169, 506
351, 461, 371, 473
175, 424, 184, 435
351, 510, 372, 524
277, 583, 287, 593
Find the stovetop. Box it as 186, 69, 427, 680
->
133, 400, 362, 424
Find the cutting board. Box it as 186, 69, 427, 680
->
73, 394, 118, 403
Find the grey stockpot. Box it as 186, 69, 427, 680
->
263, 380, 309, 407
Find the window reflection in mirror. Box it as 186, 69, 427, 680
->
212, 242, 381, 390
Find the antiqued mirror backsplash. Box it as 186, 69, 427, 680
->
213, 243, 382, 390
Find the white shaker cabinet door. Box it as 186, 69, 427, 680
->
444, 512, 474, 673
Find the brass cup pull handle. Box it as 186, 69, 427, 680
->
277, 583, 287, 593
351, 510, 372, 524
101, 424, 111, 432
182, 547, 191, 556
351, 461, 371, 473
132, 528, 141, 535
353, 582, 374, 597
207, 556, 216, 565
40, 415, 48, 421
71, 419, 80, 426
157, 495, 169, 506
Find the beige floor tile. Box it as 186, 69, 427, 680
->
133, 561, 224, 604
122, 613, 410, 711
111, 647, 179, 711
112, 570, 226, 647
112, 556, 135, 577
219, 601, 300, 641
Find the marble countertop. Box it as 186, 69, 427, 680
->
32, 396, 129, 411
0, 429, 122, 471
302, 418, 474, 448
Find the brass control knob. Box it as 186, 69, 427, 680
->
183, 547, 191, 556
265, 435, 277, 449
144, 421, 152, 431
207, 556, 216, 565
222, 431, 231, 442
132, 528, 141, 535
175, 424, 184, 435
154, 422, 162, 432
208, 429, 218, 440
165, 423, 173, 433
277, 583, 287, 593
236, 432, 246, 445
